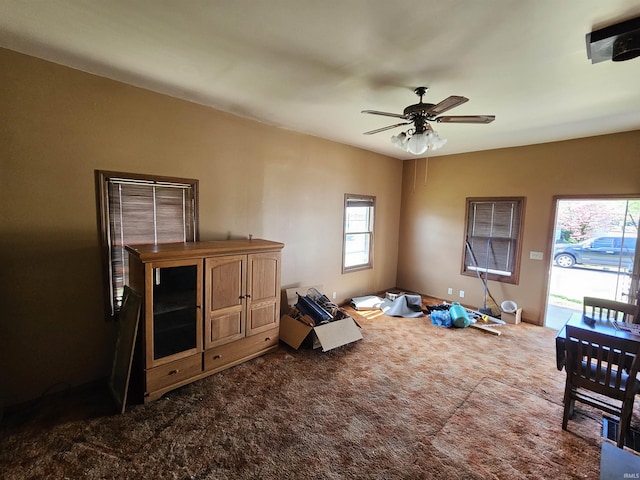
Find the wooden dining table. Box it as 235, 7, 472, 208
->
555, 312, 640, 371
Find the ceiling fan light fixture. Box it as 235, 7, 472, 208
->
407, 132, 429, 155
428, 130, 447, 150
392, 128, 447, 155
391, 131, 409, 149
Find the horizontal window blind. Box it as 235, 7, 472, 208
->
464, 198, 524, 283
98, 172, 198, 317
346, 196, 375, 208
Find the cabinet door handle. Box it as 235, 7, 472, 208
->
168, 369, 180, 375
265, 337, 271, 341
213, 354, 222, 360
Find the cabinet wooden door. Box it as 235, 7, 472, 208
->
145, 258, 203, 368
205, 255, 246, 348
246, 252, 281, 336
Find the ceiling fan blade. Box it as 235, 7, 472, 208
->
436, 115, 495, 124
363, 122, 411, 135
361, 109, 408, 120
425, 96, 469, 116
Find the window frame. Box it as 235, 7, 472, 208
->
461, 197, 525, 285
96, 170, 199, 319
342, 194, 375, 273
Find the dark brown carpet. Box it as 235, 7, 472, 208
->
0, 307, 626, 479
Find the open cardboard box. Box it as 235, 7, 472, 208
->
279, 286, 363, 352
501, 308, 522, 324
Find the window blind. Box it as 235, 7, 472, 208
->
346, 196, 375, 208
464, 198, 523, 281
100, 174, 198, 316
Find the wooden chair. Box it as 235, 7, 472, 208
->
583, 296, 640, 324
563, 325, 640, 447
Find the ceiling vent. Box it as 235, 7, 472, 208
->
586, 16, 640, 63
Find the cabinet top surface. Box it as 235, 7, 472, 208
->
126, 239, 284, 261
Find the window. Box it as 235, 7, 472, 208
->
343, 194, 375, 273
97, 171, 199, 318
462, 197, 525, 284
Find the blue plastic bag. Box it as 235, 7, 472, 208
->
430, 310, 452, 327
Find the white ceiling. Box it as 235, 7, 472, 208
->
2, 0, 640, 160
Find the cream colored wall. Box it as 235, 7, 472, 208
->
0, 48, 402, 406
397, 132, 640, 325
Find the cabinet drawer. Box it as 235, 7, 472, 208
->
204, 327, 279, 372
146, 354, 202, 393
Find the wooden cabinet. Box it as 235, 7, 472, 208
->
127, 239, 284, 403
204, 251, 280, 347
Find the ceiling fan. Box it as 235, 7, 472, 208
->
361, 87, 495, 155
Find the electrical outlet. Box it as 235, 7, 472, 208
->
459, 290, 465, 298
332, 291, 337, 300
447, 288, 453, 295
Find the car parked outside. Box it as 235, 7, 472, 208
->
554, 234, 636, 269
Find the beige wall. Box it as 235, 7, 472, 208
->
3, 45, 639, 408
0, 48, 402, 406
397, 132, 640, 325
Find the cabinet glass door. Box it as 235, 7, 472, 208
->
152, 263, 199, 360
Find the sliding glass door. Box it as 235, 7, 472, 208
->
545, 197, 640, 329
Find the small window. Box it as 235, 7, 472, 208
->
97, 171, 199, 318
462, 197, 525, 284
343, 194, 375, 273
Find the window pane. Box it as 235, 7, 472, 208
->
344, 233, 370, 268
345, 206, 370, 233
470, 201, 518, 238
493, 202, 518, 238
156, 186, 192, 243
464, 197, 524, 284
116, 183, 156, 243
471, 203, 494, 237
343, 194, 375, 272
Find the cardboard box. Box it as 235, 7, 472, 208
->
279, 286, 363, 352
501, 308, 522, 324
280, 313, 363, 351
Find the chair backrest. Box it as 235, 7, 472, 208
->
583, 296, 640, 323
565, 325, 640, 401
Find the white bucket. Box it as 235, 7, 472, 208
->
501, 300, 518, 313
